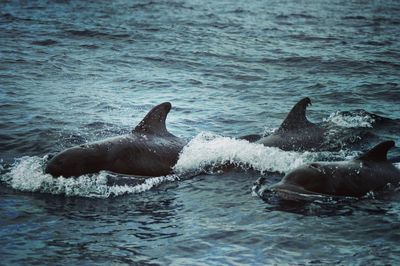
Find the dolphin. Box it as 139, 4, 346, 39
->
255, 97, 326, 151
269, 140, 400, 198
45, 102, 187, 177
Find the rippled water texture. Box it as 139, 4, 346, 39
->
1, 0, 400, 265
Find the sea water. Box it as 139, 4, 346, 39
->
1, 0, 400, 264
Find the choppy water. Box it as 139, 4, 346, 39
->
1, 0, 400, 264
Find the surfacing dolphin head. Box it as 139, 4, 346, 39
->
269, 141, 399, 198
269, 163, 333, 196
45, 144, 105, 177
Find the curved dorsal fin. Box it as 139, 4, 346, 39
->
357, 140, 395, 162
133, 102, 171, 135
278, 97, 313, 132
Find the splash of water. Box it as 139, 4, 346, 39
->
173, 132, 318, 175
0, 156, 179, 198
1, 133, 376, 198
323, 111, 375, 128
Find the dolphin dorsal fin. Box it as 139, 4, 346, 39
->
133, 102, 171, 135
278, 97, 313, 132
358, 140, 395, 162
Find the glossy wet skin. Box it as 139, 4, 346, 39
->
256, 97, 326, 151
45, 102, 187, 177
45, 144, 108, 177
270, 160, 400, 198
270, 164, 334, 196
45, 135, 186, 177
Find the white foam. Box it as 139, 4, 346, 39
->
2, 133, 366, 198
262, 126, 277, 137
323, 111, 375, 128
174, 132, 317, 175
1, 156, 179, 198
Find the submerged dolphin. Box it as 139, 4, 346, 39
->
45, 102, 187, 177
254, 97, 326, 151
269, 141, 400, 198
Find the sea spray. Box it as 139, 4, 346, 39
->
323, 111, 375, 128
1, 134, 367, 198
174, 132, 317, 175
1, 156, 179, 198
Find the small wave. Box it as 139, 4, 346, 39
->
360, 40, 393, 46
288, 34, 338, 42
323, 111, 375, 128
173, 132, 316, 175
65, 29, 131, 40
80, 44, 100, 49
130, 1, 156, 9
342, 15, 367, 20
31, 39, 58, 46
275, 13, 316, 20
0, 156, 179, 198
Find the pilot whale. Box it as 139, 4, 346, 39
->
269, 140, 400, 198
255, 97, 326, 151
45, 102, 187, 177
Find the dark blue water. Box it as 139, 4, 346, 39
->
1, 0, 400, 264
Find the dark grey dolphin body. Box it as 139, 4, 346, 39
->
254, 97, 326, 151
270, 141, 400, 198
45, 102, 187, 177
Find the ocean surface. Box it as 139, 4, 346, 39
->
1, 0, 400, 265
